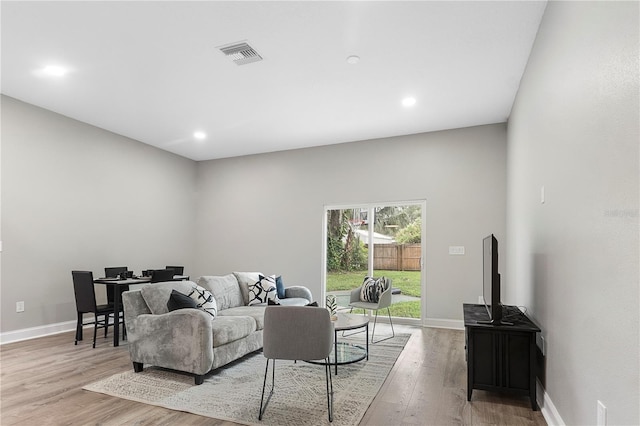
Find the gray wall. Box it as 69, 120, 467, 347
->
194, 124, 507, 322
1, 96, 507, 334
1, 96, 198, 333
507, 1, 639, 424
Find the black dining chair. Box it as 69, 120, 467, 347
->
165, 265, 184, 275
104, 266, 129, 307
72, 270, 115, 348
150, 268, 175, 283
104, 266, 129, 334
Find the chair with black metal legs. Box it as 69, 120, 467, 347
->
348, 276, 395, 343
72, 270, 115, 348
259, 306, 334, 422
104, 266, 128, 339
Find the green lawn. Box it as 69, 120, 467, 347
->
326, 270, 421, 297
327, 270, 421, 318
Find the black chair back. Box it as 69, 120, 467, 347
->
104, 266, 129, 305
72, 271, 98, 314
166, 265, 184, 275
151, 268, 175, 283
105, 266, 128, 278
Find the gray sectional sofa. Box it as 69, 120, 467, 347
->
122, 272, 313, 384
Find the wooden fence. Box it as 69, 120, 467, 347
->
373, 243, 421, 271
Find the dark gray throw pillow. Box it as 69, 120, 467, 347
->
267, 299, 318, 307
167, 289, 198, 311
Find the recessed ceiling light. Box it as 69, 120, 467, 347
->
194, 131, 207, 140
402, 97, 417, 107
346, 55, 360, 65
41, 65, 69, 77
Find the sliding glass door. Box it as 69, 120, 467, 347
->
324, 201, 425, 323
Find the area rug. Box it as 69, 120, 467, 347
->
84, 333, 410, 426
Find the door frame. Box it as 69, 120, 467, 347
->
321, 199, 427, 326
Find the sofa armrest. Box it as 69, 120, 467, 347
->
126, 308, 214, 376
284, 286, 313, 302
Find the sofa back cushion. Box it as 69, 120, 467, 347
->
197, 274, 243, 310
140, 281, 196, 315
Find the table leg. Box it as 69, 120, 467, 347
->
366, 322, 369, 360
334, 329, 338, 375
113, 284, 120, 347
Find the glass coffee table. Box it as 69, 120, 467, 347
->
308, 312, 369, 374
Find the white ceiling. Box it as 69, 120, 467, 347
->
1, 1, 547, 161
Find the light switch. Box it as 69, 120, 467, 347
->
449, 246, 465, 255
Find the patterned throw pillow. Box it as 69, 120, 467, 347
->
359, 276, 388, 303
188, 284, 218, 318
248, 274, 278, 306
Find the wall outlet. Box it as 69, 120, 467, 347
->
597, 400, 607, 425
16, 301, 25, 313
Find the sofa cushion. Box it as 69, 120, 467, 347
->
232, 272, 262, 305
248, 274, 278, 306
219, 305, 266, 330
210, 315, 256, 346
197, 274, 243, 311
141, 281, 197, 315
167, 290, 198, 312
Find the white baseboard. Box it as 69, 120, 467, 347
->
0, 320, 76, 345
537, 379, 565, 425
349, 314, 464, 330
424, 317, 465, 330
1, 317, 465, 344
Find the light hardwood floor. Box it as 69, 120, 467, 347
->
1, 324, 546, 425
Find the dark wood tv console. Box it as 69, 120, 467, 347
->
463, 303, 541, 411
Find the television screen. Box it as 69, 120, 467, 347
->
482, 234, 502, 323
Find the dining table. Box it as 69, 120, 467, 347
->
93, 275, 189, 346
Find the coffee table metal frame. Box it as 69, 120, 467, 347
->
307, 313, 369, 374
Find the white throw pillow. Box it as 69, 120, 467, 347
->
248, 275, 278, 306
233, 272, 262, 305
188, 284, 218, 318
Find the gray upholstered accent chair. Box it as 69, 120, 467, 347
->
259, 306, 334, 422
348, 277, 395, 343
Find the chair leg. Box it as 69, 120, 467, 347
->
325, 357, 334, 422
259, 359, 275, 420
104, 313, 110, 338
371, 307, 395, 344
75, 315, 82, 345
122, 314, 127, 340
92, 314, 98, 348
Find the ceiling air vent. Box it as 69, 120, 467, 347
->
219, 41, 263, 66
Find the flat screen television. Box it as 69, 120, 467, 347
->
481, 234, 503, 324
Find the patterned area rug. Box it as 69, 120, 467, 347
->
84, 333, 410, 426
